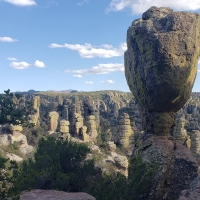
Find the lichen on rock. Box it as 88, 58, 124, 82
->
124, 6, 200, 200
125, 6, 200, 135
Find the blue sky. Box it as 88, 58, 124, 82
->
1, 0, 200, 93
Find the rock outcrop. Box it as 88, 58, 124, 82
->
124, 6, 200, 200
179, 175, 200, 200
9, 125, 27, 146
9, 124, 34, 155
20, 190, 96, 200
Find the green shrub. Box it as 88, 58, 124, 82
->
89, 156, 158, 200
10, 137, 95, 193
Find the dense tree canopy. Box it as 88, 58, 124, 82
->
0, 89, 35, 126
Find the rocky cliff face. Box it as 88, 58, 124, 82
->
125, 6, 200, 200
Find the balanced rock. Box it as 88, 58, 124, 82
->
124, 6, 200, 199
125, 6, 200, 136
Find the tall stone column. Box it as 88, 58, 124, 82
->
48, 111, 59, 134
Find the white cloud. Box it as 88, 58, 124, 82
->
198, 70, 200, 72
100, 80, 115, 84
0, 37, 18, 42
198, 59, 200, 65
65, 63, 124, 76
10, 61, 31, 69
77, 0, 88, 6
73, 74, 83, 78
107, 0, 200, 14
4, 0, 36, 6
7, 57, 17, 61
49, 42, 127, 58
34, 60, 45, 68
85, 81, 94, 84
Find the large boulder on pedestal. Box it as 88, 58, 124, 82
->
124, 6, 200, 199
125, 6, 200, 136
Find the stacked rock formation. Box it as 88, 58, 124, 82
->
86, 115, 98, 142
48, 111, 59, 134
105, 141, 129, 176
173, 117, 191, 148
74, 113, 84, 137
62, 105, 69, 121
190, 130, 200, 162
124, 6, 200, 199
80, 126, 89, 142
117, 113, 134, 148
59, 120, 70, 140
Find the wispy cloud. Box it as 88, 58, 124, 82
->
77, 0, 88, 6
73, 74, 83, 78
34, 60, 45, 68
85, 81, 94, 84
107, 0, 200, 14
0, 37, 18, 42
10, 61, 31, 70
7, 57, 17, 61
65, 63, 124, 77
49, 42, 127, 58
100, 80, 115, 84
4, 0, 36, 6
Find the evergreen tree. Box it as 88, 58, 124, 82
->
10, 137, 95, 193
0, 89, 35, 126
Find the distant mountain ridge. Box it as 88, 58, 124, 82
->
15, 89, 78, 94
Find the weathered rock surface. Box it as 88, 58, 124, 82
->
179, 175, 200, 200
125, 6, 200, 200
0, 134, 9, 146
6, 152, 23, 162
20, 190, 96, 200
135, 134, 198, 199
125, 6, 200, 136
